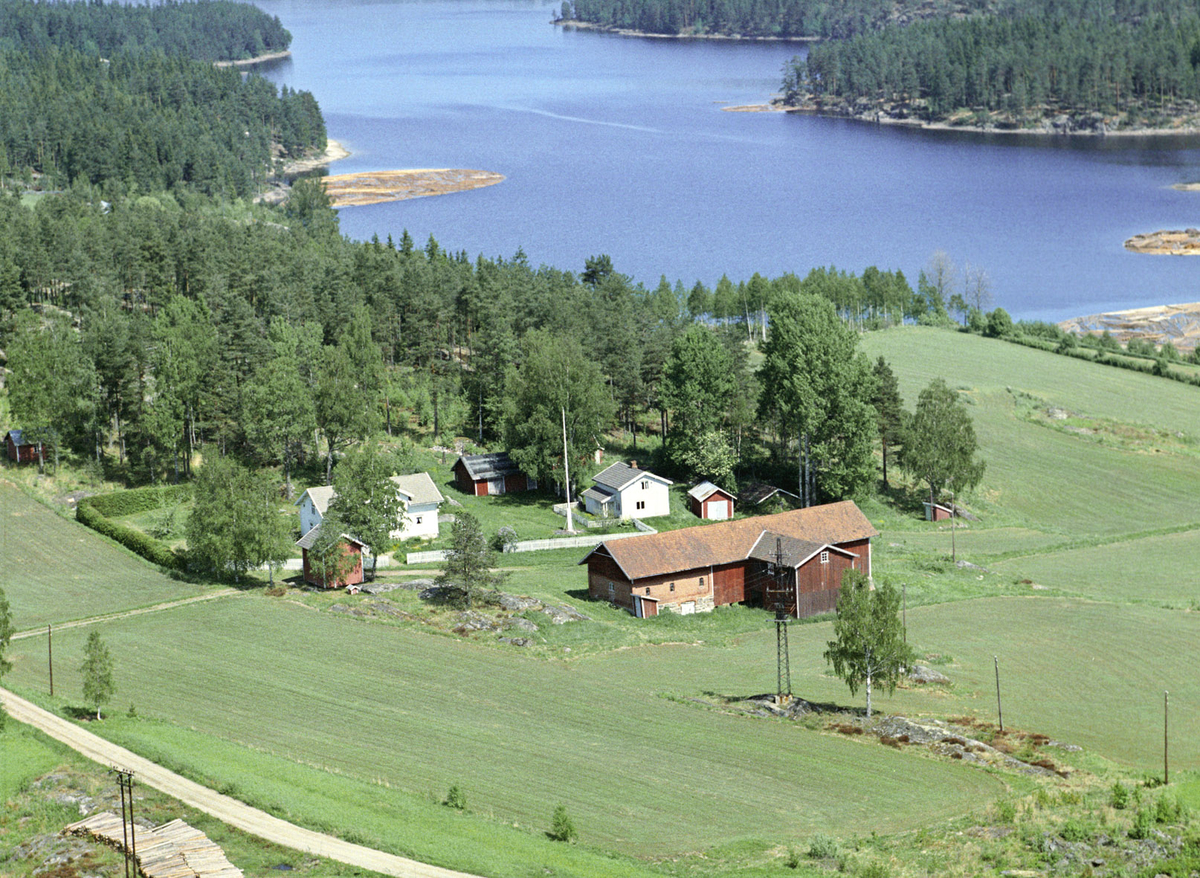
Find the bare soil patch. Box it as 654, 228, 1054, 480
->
321, 169, 504, 207
1124, 229, 1200, 255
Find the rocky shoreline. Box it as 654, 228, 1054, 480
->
213, 49, 292, 68
553, 18, 815, 41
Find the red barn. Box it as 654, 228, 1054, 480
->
452, 452, 536, 496
687, 481, 736, 520
297, 524, 366, 589
580, 501, 876, 619
5, 429, 41, 465
924, 501, 954, 522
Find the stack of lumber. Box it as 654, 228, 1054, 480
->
65, 811, 243, 878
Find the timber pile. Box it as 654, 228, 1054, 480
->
65, 812, 243, 878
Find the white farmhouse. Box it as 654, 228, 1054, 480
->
295, 473, 445, 542
583, 461, 673, 520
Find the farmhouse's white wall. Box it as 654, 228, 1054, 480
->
595, 477, 669, 520
392, 500, 441, 540
299, 496, 323, 536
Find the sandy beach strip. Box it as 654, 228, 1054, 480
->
322, 169, 505, 207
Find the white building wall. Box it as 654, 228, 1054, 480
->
299, 496, 323, 536
616, 477, 670, 519
392, 501, 441, 540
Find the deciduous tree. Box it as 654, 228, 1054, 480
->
329, 445, 408, 580
0, 586, 13, 681
80, 630, 116, 721
186, 456, 292, 583
660, 325, 735, 473
899, 378, 986, 507
823, 572, 913, 718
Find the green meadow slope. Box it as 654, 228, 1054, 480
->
4, 325, 1200, 874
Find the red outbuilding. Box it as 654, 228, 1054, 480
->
452, 452, 536, 496
687, 481, 736, 520
296, 523, 366, 589
5, 429, 41, 465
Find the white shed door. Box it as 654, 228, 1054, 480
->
680, 601, 696, 615
709, 499, 729, 520
487, 477, 505, 496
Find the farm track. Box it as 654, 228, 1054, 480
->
0, 687, 483, 878
12, 589, 245, 640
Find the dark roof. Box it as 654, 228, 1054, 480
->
454, 452, 522, 481
740, 482, 799, 506
747, 532, 856, 567
296, 522, 367, 552
6, 429, 24, 445
579, 501, 877, 581
582, 485, 614, 504
592, 462, 672, 491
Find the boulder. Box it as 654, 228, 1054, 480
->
908, 664, 950, 685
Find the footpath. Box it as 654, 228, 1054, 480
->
0, 688, 480, 878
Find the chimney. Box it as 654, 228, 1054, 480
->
630, 460, 638, 469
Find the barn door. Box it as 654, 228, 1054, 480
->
488, 477, 505, 496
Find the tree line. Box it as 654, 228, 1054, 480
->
0, 0, 291, 62
0, 178, 975, 511
0, 47, 324, 197
785, 1, 1200, 123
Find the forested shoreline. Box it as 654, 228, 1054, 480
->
0, 0, 323, 197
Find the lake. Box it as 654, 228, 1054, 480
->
254, 0, 1200, 322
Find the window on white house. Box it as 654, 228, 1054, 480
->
415, 516, 423, 525
820, 550, 829, 564
642, 480, 649, 489
636, 500, 645, 510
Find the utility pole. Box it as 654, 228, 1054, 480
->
950, 484, 957, 563
768, 537, 792, 702
114, 769, 136, 878
48, 624, 53, 696
561, 407, 574, 534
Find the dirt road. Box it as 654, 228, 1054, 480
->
0, 688, 480, 878
11, 590, 244, 640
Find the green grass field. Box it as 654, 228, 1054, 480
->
0, 480, 211, 629
7, 325, 1200, 876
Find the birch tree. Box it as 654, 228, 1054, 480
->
824, 572, 912, 718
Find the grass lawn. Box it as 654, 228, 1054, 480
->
4, 595, 1002, 861
0, 480, 211, 630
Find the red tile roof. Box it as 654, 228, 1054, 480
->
581, 500, 876, 581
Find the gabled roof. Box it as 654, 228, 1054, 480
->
579, 501, 877, 581
294, 485, 336, 515
592, 462, 673, 492
6, 429, 24, 445
296, 522, 367, 552
687, 480, 736, 502
740, 482, 799, 506
391, 472, 444, 506
747, 532, 856, 568
454, 452, 522, 481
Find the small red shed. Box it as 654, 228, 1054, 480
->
923, 501, 954, 522
452, 452, 536, 496
5, 429, 41, 464
297, 524, 366, 589
687, 481, 736, 520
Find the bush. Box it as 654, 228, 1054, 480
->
1111, 781, 1129, 810
84, 484, 191, 518
444, 783, 466, 810
808, 832, 840, 859
549, 805, 576, 842
76, 496, 186, 570
985, 307, 1013, 338
1059, 817, 1092, 842
995, 800, 1017, 824
1129, 807, 1154, 839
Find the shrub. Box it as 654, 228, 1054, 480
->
444, 783, 466, 810
1059, 818, 1092, 842
785, 847, 802, 869
808, 832, 840, 859
76, 500, 186, 570
985, 307, 1013, 338
549, 804, 576, 842
995, 800, 1017, 824
1111, 781, 1129, 810
858, 861, 890, 878
1129, 807, 1153, 839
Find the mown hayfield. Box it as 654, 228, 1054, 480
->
863, 327, 1200, 538
0, 481, 210, 629
990, 530, 1200, 607
4, 595, 1002, 861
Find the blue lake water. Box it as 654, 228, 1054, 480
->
254, 0, 1200, 321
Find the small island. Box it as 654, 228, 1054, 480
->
1124, 229, 1200, 255
321, 169, 505, 207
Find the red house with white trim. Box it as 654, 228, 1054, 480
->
580, 501, 876, 619
296, 523, 366, 589
452, 452, 536, 496
687, 481, 736, 520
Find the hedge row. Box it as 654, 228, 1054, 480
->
83, 483, 191, 518
76, 493, 187, 570
1000, 331, 1200, 388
